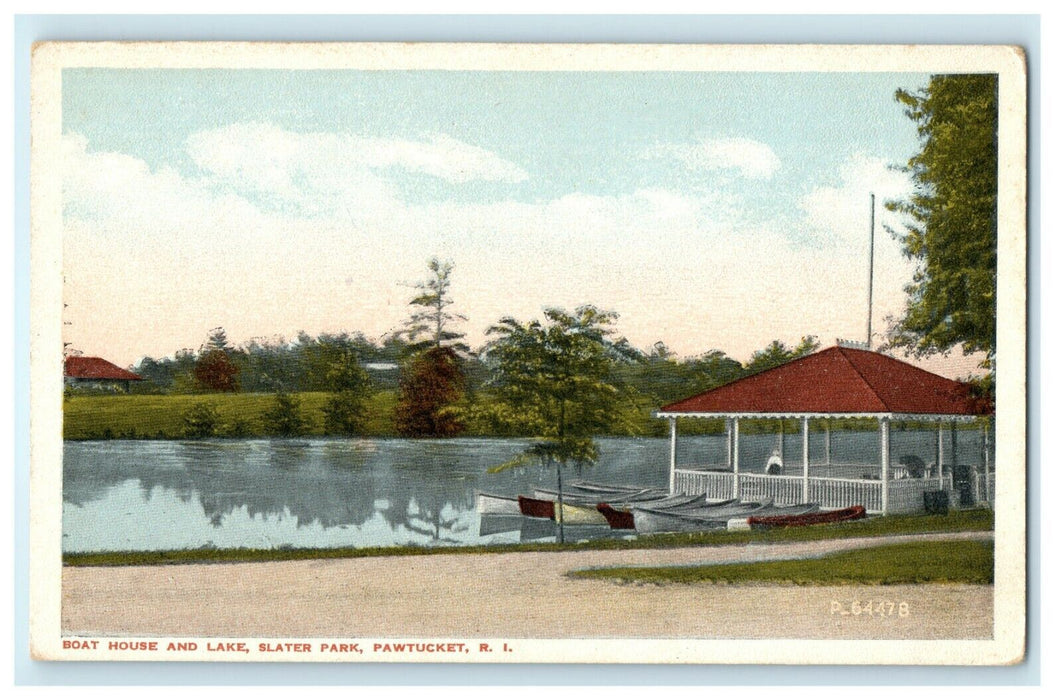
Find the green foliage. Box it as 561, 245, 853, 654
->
395, 346, 466, 437
886, 74, 998, 365
261, 392, 308, 437
744, 336, 821, 375
484, 305, 639, 468
403, 257, 468, 353
181, 401, 220, 438
322, 389, 370, 435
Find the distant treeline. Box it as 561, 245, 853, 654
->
65, 331, 839, 440
121, 331, 818, 404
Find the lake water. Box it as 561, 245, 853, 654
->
63, 431, 990, 552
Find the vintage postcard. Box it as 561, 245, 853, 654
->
29, 42, 1026, 664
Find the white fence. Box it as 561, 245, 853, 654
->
673, 468, 961, 514
739, 474, 805, 504
674, 469, 732, 501
809, 477, 884, 513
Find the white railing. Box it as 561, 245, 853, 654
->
673, 468, 732, 500
672, 468, 964, 515
808, 477, 883, 513
739, 474, 805, 504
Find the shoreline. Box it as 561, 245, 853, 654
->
62, 509, 994, 567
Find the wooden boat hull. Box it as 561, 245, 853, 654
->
476, 492, 522, 516
748, 505, 866, 529
556, 502, 609, 525
596, 494, 710, 530
631, 499, 774, 534
518, 495, 555, 519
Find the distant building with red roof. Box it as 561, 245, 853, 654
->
64, 356, 143, 392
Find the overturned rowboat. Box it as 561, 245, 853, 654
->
747, 505, 866, 529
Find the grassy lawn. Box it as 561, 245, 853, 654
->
568, 539, 993, 585
64, 508, 992, 567
63, 391, 397, 439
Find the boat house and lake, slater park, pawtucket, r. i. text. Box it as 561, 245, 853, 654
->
28, 42, 1026, 665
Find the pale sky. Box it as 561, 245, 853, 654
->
61, 68, 987, 378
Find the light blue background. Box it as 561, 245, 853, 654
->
13, 13, 1041, 686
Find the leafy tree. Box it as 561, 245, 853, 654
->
395, 259, 469, 437
402, 257, 468, 353
886, 74, 998, 365
322, 390, 370, 435
193, 327, 240, 392
686, 349, 745, 392
395, 347, 465, 438
296, 332, 373, 393
744, 336, 820, 375
182, 402, 220, 438
261, 392, 307, 437
484, 305, 637, 541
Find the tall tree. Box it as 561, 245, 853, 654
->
886, 74, 998, 365
484, 305, 636, 542
395, 259, 468, 437
193, 327, 240, 392
403, 257, 469, 353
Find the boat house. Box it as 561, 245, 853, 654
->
655, 345, 994, 515
64, 356, 143, 392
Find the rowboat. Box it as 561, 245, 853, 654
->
517, 495, 611, 525
531, 485, 668, 503
596, 494, 717, 529
631, 499, 776, 534
475, 492, 522, 516
517, 495, 557, 519
747, 505, 866, 529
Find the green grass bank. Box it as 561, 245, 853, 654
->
63, 508, 992, 567
63, 391, 985, 440
568, 539, 993, 585
63, 391, 397, 440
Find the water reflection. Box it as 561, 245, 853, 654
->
62, 432, 988, 552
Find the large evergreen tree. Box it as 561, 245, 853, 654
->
886, 74, 998, 365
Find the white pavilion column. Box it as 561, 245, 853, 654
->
825, 421, 831, 471
880, 417, 891, 515
668, 417, 678, 494
726, 418, 732, 469
801, 417, 810, 502
937, 422, 945, 489
732, 418, 741, 499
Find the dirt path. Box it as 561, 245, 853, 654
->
62, 531, 993, 640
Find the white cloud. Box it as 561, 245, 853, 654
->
184, 123, 528, 211
645, 137, 782, 179
799, 154, 914, 248
63, 133, 978, 377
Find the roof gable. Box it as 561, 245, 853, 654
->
64, 356, 143, 381
660, 346, 986, 417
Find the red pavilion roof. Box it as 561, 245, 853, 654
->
659, 346, 989, 417
64, 356, 142, 381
